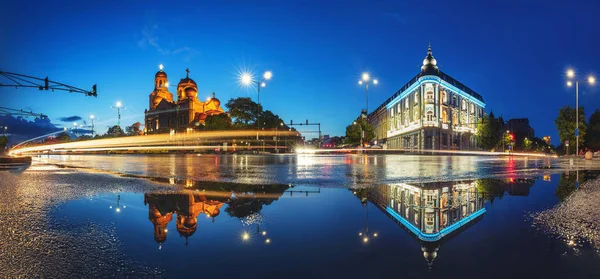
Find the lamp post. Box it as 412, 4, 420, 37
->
73, 122, 78, 137
358, 72, 378, 116
566, 69, 595, 156
90, 114, 95, 137
240, 71, 273, 128
112, 101, 124, 127
276, 122, 283, 153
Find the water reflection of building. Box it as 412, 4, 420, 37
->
145, 192, 224, 247
144, 180, 293, 247
368, 180, 485, 269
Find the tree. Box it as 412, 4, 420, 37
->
205, 114, 233, 130
555, 106, 587, 153
125, 122, 142, 136
476, 114, 503, 150
584, 109, 600, 151
58, 132, 70, 142
105, 125, 126, 138
523, 137, 532, 151
345, 118, 375, 145
225, 97, 262, 128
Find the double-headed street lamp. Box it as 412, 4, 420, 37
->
240, 70, 273, 114
112, 101, 124, 127
566, 69, 595, 156
358, 72, 378, 116
90, 114, 95, 136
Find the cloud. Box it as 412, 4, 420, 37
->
58, 116, 83, 122
137, 23, 199, 61
383, 12, 407, 25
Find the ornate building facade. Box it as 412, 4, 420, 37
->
368, 45, 486, 150
144, 66, 225, 134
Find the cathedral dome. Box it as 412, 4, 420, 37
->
155, 70, 167, 78
184, 87, 198, 98
178, 77, 197, 86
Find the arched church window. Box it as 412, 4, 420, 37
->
426, 111, 433, 121
442, 109, 448, 123
159, 80, 163, 88
462, 100, 466, 110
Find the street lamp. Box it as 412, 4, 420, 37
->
112, 101, 124, 127
566, 69, 596, 156
276, 122, 283, 153
358, 72, 378, 116
73, 122, 78, 137
90, 114, 95, 136
240, 70, 272, 109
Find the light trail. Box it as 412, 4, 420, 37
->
10, 130, 300, 155
295, 147, 557, 158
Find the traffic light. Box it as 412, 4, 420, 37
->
91, 84, 97, 97
509, 134, 514, 141
44, 77, 49, 90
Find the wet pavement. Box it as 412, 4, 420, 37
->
1, 154, 600, 278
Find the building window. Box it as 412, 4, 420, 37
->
470, 104, 475, 114
442, 91, 447, 103
426, 91, 434, 102
414, 110, 419, 123
462, 100, 466, 110
405, 99, 409, 108
426, 111, 433, 121
159, 80, 163, 88
452, 96, 457, 107
442, 109, 448, 123
452, 112, 458, 125
414, 92, 419, 103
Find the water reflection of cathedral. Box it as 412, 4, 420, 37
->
144, 181, 292, 247
368, 180, 485, 269
145, 192, 224, 246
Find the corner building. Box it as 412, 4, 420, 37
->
368, 45, 486, 150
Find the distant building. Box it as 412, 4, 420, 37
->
368, 45, 486, 150
506, 118, 534, 145
144, 66, 225, 134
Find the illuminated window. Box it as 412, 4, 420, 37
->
426, 111, 433, 121
470, 104, 475, 113
426, 90, 434, 101
414, 92, 419, 103
442, 109, 448, 123
442, 91, 447, 103
452, 112, 458, 125
405, 99, 409, 108
462, 100, 466, 110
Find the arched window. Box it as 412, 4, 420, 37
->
452, 113, 458, 125
442, 109, 448, 123
414, 110, 419, 123
159, 80, 163, 88
442, 91, 447, 103
462, 100, 466, 110
426, 111, 434, 121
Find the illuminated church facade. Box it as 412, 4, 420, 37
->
144, 65, 225, 134
368, 45, 486, 150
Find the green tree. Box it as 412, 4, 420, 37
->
125, 122, 142, 136
555, 106, 587, 153
556, 172, 583, 202
261, 110, 285, 128
58, 132, 71, 142
523, 137, 532, 151
225, 97, 262, 128
345, 118, 375, 145
105, 125, 126, 138
205, 114, 233, 130
584, 109, 600, 151
476, 114, 503, 150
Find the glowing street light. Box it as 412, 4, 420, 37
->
112, 101, 125, 127
90, 114, 95, 136
358, 72, 378, 116
566, 68, 596, 156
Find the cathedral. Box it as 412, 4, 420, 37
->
144, 65, 225, 134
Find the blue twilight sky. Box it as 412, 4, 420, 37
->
1, 0, 599, 141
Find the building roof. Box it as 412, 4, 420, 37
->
368, 46, 484, 118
